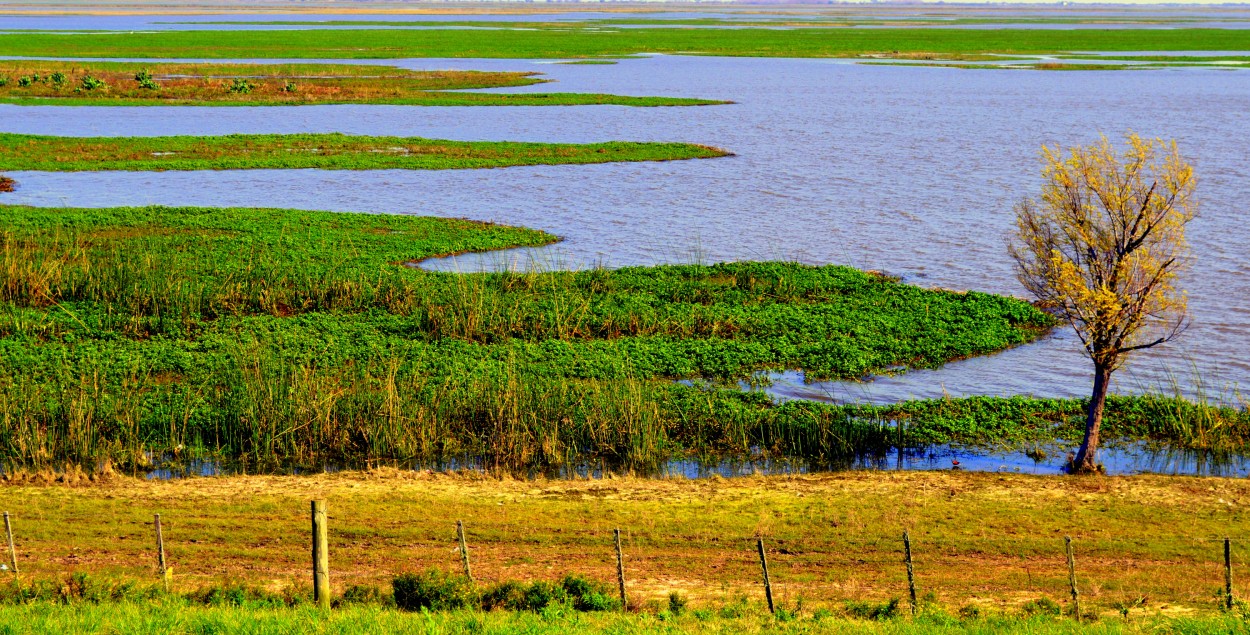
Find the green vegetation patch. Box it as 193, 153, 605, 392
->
0, 61, 724, 107
0, 588, 1247, 633
0, 133, 729, 172
0, 27, 1246, 59
0, 204, 1053, 470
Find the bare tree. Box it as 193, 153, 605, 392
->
1009, 133, 1197, 474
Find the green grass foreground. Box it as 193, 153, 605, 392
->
0, 27, 1246, 59
0, 204, 1058, 469
0, 61, 724, 107
0, 602, 1245, 635
0, 133, 728, 172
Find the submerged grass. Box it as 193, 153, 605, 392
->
0, 133, 729, 172
0, 61, 725, 107
0, 27, 1245, 60
0, 204, 1061, 470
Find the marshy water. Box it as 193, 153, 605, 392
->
7, 55, 1249, 400
2, 39, 1250, 475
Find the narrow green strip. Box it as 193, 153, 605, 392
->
0, 27, 1245, 59
0, 61, 726, 106
0, 133, 730, 172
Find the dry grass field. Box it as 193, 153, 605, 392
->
2, 468, 1247, 619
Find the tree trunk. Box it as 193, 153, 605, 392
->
1072, 362, 1112, 474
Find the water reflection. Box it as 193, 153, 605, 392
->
133, 441, 1250, 481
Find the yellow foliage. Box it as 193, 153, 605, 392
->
1010, 133, 1196, 370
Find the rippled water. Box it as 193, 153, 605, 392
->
5, 55, 1249, 404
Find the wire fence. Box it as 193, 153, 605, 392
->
0, 503, 1244, 617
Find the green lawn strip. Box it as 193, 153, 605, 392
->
0, 598, 1245, 633
0, 61, 724, 106
0, 27, 1246, 59
0, 133, 729, 171
173, 16, 1230, 27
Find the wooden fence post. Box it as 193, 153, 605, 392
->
614, 528, 627, 611
154, 513, 169, 591
311, 500, 330, 609
903, 530, 917, 616
3, 512, 17, 580
457, 520, 472, 581
757, 537, 775, 614
1226, 537, 1235, 611
1065, 536, 1080, 622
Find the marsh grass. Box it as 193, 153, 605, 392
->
0, 61, 725, 107
0, 133, 729, 172
0, 204, 1244, 471
0, 204, 1070, 470
0, 205, 1244, 472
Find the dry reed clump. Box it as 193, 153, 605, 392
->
0, 460, 115, 486
0, 176, 14, 192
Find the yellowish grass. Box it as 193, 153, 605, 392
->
1, 469, 1246, 617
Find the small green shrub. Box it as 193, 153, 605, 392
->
481, 580, 571, 612
134, 69, 158, 90
0, 77, 8, 87
958, 604, 982, 619
16, 76, 33, 87
49, 72, 66, 86
186, 583, 290, 608
844, 597, 901, 620
228, 78, 254, 94
283, 81, 297, 92
80, 76, 106, 91
668, 591, 688, 616
481, 581, 528, 611
392, 569, 477, 612
336, 584, 389, 607
560, 575, 619, 612
1021, 597, 1061, 616
527, 581, 568, 611
59, 573, 92, 604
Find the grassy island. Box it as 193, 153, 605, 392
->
0, 133, 729, 172
0, 204, 1058, 471
0, 61, 725, 107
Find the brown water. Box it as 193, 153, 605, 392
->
3, 55, 1249, 404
